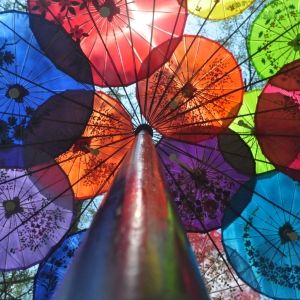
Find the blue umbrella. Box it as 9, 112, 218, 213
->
222, 171, 300, 300
0, 11, 93, 166
33, 230, 86, 300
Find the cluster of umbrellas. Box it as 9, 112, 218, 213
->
0, 0, 299, 299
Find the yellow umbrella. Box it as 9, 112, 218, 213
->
186, 0, 254, 20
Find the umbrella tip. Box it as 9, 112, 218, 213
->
279, 223, 299, 244
135, 124, 153, 137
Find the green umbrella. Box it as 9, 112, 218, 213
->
229, 90, 275, 174
247, 0, 300, 79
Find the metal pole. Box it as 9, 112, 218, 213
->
53, 128, 210, 300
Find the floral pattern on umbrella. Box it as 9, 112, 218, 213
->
185, 0, 254, 20
34, 230, 86, 300
28, 0, 187, 87
247, 0, 300, 79
0, 154, 74, 271
157, 133, 253, 232
0, 11, 93, 163
56, 91, 135, 200
188, 231, 262, 299
223, 171, 300, 299
137, 35, 244, 143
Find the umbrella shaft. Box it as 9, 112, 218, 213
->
53, 130, 209, 300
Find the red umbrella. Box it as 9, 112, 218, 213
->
255, 60, 300, 181
28, 0, 187, 87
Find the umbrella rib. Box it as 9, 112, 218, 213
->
161, 140, 300, 222
145, 0, 187, 121
152, 19, 299, 127
158, 153, 242, 289
140, 0, 157, 120
154, 77, 299, 129
82, 3, 142, 124
147, 0, 221, 122
148, 2, 264, 125
0, 134, 135, 187
35, 157, 125, 258
0, 139, 132, 244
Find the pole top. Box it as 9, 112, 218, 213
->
134, 124, 153, 137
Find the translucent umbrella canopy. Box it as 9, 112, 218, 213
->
223, 171, 300, 300
0, 11, 93, 165
56, 91, 135, 200
157, 132, 253, 232
247, 0, 300, 79
185, 0, 254, 20
137, 35, 244, 143
28, 0, 187, 87
0, 90, 94, 170
229, 90, 275, 174
255, 60, 300, 181
34, 230, 86, 300
188, 231, 262, 299
0, 150, 74, 271
269, 59, 300, 91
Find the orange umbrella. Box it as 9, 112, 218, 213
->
136, 35, 244, 143
56, 91, 135, 200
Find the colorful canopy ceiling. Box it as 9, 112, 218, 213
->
0, 0, 299, 298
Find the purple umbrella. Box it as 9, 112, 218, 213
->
0, 151, 74, 271
157, 132, 254, 232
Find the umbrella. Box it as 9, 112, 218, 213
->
33, 230, 86, 300
229, 90, 275, 174
184, 0, 254, 20
33, 228, 261, 300
268, 59, 300, 91
0, 90, 95, 169
0, 149, 74, 271
136, 35, 244, 143
255, 60, 300, 181
188, 231, 262, 299
28, 0, 188, 87
0, 11, 93, 165
247, 0, 300, 79
56, 91, 135, 200
222, 171, 300, 299
0, 2, 292, 300
157, 132, 253, 232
